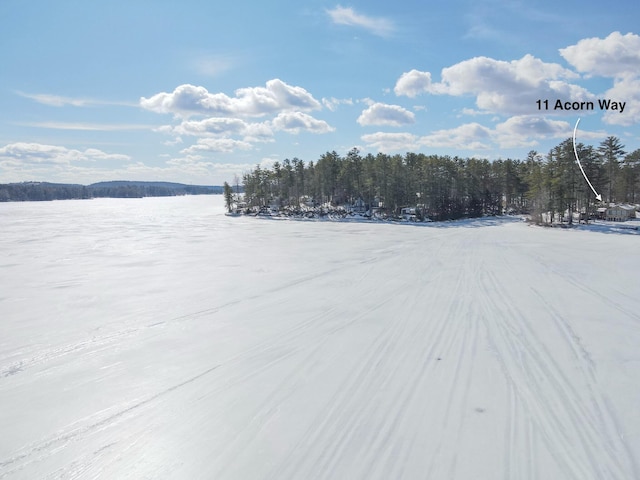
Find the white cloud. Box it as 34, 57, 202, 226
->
322, 97, 354, 111
326, 6, 394, 37
258, 157, 278, 170
17, 93, 90, 107
420, 123, 493, 150
394, 70, 432, 98
495, 115, 568, 137
559, 32, 640, 79
157, 111, 332, 153
15, 91, 135, 108
83, 148, 130, 160
460, 108, 486, 116
144, 80, 331, 154
271, 112, 335, 134
357, 103, 415, 127
493, 116, 570, 148
360, 115, 577, 153
180, 138, 254, 154
428, 54, 590, 115
360, 132, 420, 152
440, 54, 577, 93
164, 137, 183, 146
0, 142, 130, 166
169, 117, 273, 140
601, 77, 640, 126
140, 79, 322, 118
393, 55, 594, 117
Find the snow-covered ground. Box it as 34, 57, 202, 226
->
1, 195, 639, 480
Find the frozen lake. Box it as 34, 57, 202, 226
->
1, 195, 639, 479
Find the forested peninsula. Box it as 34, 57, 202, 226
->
238, 136, 640, 223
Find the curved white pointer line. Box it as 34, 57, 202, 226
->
573, 118, 602, 202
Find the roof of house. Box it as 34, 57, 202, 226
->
607, 205, 635, 211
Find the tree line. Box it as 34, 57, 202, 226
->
0, 181, 223, 202
240, 136, 640, 222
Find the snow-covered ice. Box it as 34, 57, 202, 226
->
1, 195, 639, 479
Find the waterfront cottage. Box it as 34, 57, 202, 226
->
605, 205, 635, 221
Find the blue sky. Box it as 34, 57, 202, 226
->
1, 0, 639, 185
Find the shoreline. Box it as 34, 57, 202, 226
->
228, 211, 640, 234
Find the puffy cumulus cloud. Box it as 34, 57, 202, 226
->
438, 54, 577, 94
360, 132, 421, 152
271, 112, 335, 134
493, 116, 570, 148
0, 142, 73, 164
394, 55, 595, 115
169, 117, 274, 141
426, 54, 590, 115
357, 103, 415, 127
164, 112, 333, 142
326, 6, 394, 37
361, 115, 576, 153
601, 77, 640, 126
495, 115, 568, 137
0, 142, 130, 165
559, 32, 640, 79
394, 70, 432, 98
141, 84, 219, 116
140, 79, 322, 118
143, 80, 334, 155
237, 80, 322, 114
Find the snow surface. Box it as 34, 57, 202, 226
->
1, 195, 639, 480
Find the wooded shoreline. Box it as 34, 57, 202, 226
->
237, 137, 639, 224
0, 181, 223, 202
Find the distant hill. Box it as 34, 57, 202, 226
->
0, 181, 228, 202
